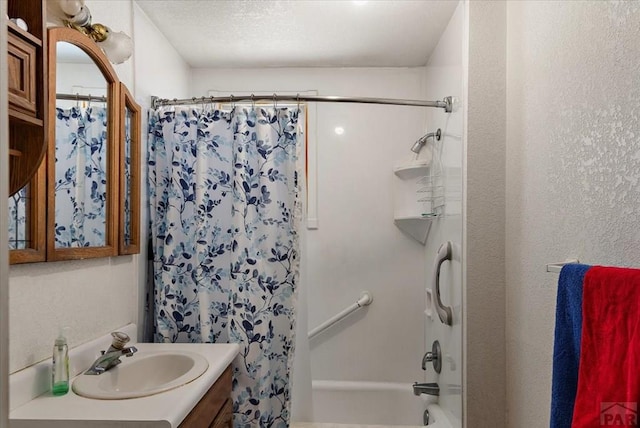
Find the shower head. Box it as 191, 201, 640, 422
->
411, 128, 442, 154
410, 138, 427, 154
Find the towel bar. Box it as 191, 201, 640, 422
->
546, 259, 580, 273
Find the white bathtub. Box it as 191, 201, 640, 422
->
311, 380, 435, 426
424, 404, 456, 428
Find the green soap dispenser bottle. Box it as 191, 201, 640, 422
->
52, 329, 69, 396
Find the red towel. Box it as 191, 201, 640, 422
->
572, 266, 640, 427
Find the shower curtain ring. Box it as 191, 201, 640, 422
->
75, 93, 80, 108
273, 93, 278, 109
296, 93, 301, 110
251, 93, 256, 110
230, 94, 235, 109
87, 93, 92, 108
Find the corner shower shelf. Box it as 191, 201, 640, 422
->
393, 216, 434, 244
393, 161, 443, 245
393, 161, 430, 180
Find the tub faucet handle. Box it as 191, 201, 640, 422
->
422, 340, 442, 373
422, 351, 436, 369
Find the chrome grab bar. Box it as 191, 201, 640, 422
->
432, 242, 453, 325
308, 291, 373, 339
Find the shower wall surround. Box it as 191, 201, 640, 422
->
7, 0, 190, 374
421, 2, 464, 425
505, 2, 640, 427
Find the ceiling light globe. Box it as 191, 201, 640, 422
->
59, 0, 85, 16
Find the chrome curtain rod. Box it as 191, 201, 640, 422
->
56, 93, 107, 103
151, 94, 454, 113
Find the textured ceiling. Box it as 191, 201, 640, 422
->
134, 0, 459, 68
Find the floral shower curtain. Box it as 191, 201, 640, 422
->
148, 105, 303, 427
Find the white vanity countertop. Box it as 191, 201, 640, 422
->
10, 341, 239, 428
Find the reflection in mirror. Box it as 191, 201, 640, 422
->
119, 84, 140, 254
53, 41, 108, 248
8, 161, 46, 264
123, 106, 132, 245
8, 186, 28, 250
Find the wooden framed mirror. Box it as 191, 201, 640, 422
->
119, 84, 141, 255
46, 28, 120, 261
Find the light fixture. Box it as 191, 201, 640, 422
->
334, 127, 345, 135
48, 0, 133, 64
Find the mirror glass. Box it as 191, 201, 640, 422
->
8, 158, 45, 264
123, 106, 132, 246
53, 41, 109, 248
8, 186, 28, 250
119, 84, 140, 255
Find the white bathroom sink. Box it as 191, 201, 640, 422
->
72, 351, 209, 399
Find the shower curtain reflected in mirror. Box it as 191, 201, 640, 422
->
8, 187, 27, 250
148, 105, 304, 427
8, 105, 109, 250
54, 105, 108, 247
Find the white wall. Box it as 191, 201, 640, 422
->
422, 2, 464, 425
505, 2, 640, 427
132, 3, 190, 103
132, 1, 191, 340
7, 0, 190, 374
465, 2, 507, 427
191, 68, 428, 386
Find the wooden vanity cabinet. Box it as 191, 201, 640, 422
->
179, 366, 233, 428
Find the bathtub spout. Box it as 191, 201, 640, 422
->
412, 382, 439, 396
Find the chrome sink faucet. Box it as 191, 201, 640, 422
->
84, 332, 138, 375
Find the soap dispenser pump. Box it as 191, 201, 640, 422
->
52, 328, 70, 396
